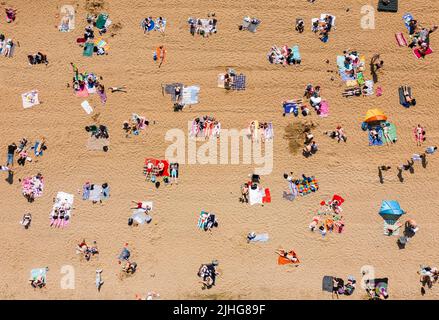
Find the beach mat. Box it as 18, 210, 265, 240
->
322, 276, 334, 292
22, 90, 40, 109
377, 0, 398, 13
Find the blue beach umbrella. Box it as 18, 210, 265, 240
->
379, 200, 405, 221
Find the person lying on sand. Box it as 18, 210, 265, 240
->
109, 86, 127, 93
275, 249, 298, 263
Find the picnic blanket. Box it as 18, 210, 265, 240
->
181, 86, 200, 105
86, 136, 110, 151
22, 176, 44, 198
413, 47, 433, 59
231, 74, 246, 90
319, 100, 329, 117
22, 90, 40, 109
377, 0, 398, 13
322, 276, 334, 292
297, 177, 319, 196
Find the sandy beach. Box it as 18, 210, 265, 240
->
0, 0, 439, 300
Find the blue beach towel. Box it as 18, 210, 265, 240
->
368, 127, 384, 146
292, 45, 301, 62
403, 13, 413, 31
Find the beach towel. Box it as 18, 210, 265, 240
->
398, 86, 411, 107
403, 13, 413, 31
50, 192, 74, 228
322, 276, 334, 292
81, 100, 93, 114
357, 72, 365, 86
83, 42, 94, 57
197, 211, 209, 229
95, 13, 109, 29
86, 136, 110, 151
181, 86, 200, 105
163, 83, 184, 101
231, 74, 246, 90
377, 0, 398, 13
382, 123, 397, 143
248, 20, 259, 33
413, 47, 433, 59
33, 141, 44, 157
395, 32, 407, 46
319, 100, 329, 117
22, 90, 40, 109
368, 128, 384, 146
144, 158, 170, 176
283, 100, 301, 116
155, 18, 166, 31
278, 250, 300, 265
262, 188, 271, 203
217, 74, 225, 88
22, 176, 44, 198
249, 233, 269, 242
292, 45, 301, 62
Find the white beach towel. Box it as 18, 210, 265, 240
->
81, 100, 93, 114
249, 187, 264, 205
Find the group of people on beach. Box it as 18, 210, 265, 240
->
123, 114, 150, 137
190, 116, 221, 139
311, 14, 334, 43
188, 13, 218, 37
407, 17, 438, 58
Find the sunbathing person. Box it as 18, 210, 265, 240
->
402, 85, 416, 107
30, 275, 45, 289
414, 124, 425, 146
381, 124, 393, 146
109, 86, 127, 93
275, 249, 298, 263
240, 183, 249, 203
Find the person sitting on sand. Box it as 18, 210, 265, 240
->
20, 213, 32, 229
405, 219, 419, 235
5, 8, 17, 23
425, 146, 437, 154
295, 19, 304, 33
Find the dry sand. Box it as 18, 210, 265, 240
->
0, 0, 439, 300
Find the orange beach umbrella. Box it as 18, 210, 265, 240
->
364, 109, 387, 123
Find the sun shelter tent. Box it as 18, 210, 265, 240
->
377, 0, 398, 13
379, 200, 405, 223
365, 109, 387, 123
22, 90, 40, 109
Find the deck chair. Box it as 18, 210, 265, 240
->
377, 0, 398, 13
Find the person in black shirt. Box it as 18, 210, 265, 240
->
7, 143, 17, 166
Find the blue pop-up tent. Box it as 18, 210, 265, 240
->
379, 200, 405, 220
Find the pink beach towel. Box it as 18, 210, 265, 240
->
75, 87, 89, 98
319, 100, 329, 117
413, 47, 433, 59
395, 32, 407, 46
